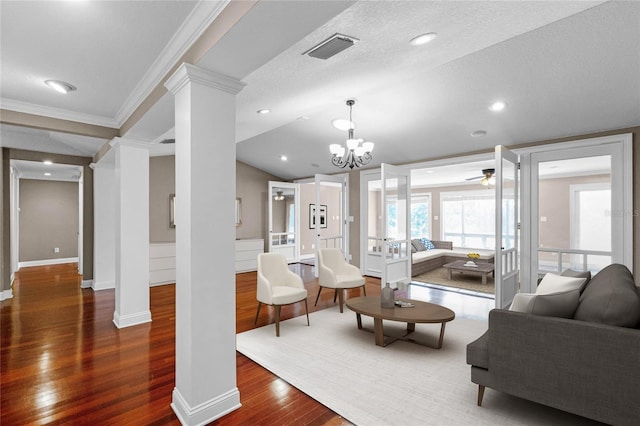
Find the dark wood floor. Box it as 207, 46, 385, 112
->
0, 263, 380, 425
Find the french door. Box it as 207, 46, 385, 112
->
528, 137, 632, 284
313, 174, 348, 275
268, 181, 299, 262
494, 146, 519, 308
380, 164, 411, 288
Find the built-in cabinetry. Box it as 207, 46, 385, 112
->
235, 239, 264, 273
149, 243, 176, 286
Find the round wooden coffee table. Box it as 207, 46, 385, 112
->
345, 296, 455, 349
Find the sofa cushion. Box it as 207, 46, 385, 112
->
420, 238, 436, 250
466, 331, 489, 369
560, 269, 591, 290
411, 239, 426, 252
573, 264, 640, 328
509, 289, 580, 318
536, 273, 587, 295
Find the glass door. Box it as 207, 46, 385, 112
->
495, 145, 519, 308
529, 140, 631, 280
314, 174, 348, 275
381, 164, 411, 288
360, 170, 383, 277
268, 181, 299, 262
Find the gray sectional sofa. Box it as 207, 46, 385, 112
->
411, 239, 494, 277
466, 264, 640, 425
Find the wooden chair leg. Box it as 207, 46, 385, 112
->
314, 287, 323, 306
275, 305, 281, 337
304, 299, 310, 326
477, 385, 485, 406
362, 284, 367, 296
254, 302, 262, 324
333, 289, 338, 303
337, 289, 344, 313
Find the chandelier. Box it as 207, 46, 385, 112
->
273, 191, 285, 201
329, 99, 374, 169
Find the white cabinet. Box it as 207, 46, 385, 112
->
235, 239, 264, 273
149, 243, 176, 286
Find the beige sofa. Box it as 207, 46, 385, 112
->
411, 240, 494, 277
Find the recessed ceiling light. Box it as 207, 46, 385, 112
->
489, 101, 507, 112
332, 119, 353, 131
257, 109, 270, 114
280, 155, 288, 161
471, 130, 487, 137
44, 172, 52, 176
409, 32, 437, 46
44, 80, 77, 94
43, 160, 53, 165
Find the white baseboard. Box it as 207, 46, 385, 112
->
171, 387, 241, 426
112, 310, 152, 329
0, 289, 13, 301
19, 257, 79, 268
92, 280, 115, 290
81, 279, 94, 289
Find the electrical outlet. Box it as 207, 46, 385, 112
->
54, 247, 60, 253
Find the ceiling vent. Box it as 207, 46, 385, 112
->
160, 138, 175, 144
303, 33, 359, 60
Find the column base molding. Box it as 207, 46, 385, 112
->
171, 387, 241, 426
92, 280, 114, 290
112, 310, 151, 328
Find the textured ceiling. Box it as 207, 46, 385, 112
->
1, 1, 638, 183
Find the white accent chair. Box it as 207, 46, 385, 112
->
255, 252, 309, 337
315, 248, 366, 313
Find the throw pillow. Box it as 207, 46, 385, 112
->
573, 264, 640, 328
560, 269, 592, 290
509, 289, 580, 318
411, 239, 426, 252
536, 273, 587, 295
420, 238, 436, 250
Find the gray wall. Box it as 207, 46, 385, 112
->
236, 160, 284, 242
148, 157, 283, 244
150, 156, 176, 243
19, 179, 79, 262
0, 149, 93, 287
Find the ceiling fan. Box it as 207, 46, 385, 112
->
466, 168, 495, 186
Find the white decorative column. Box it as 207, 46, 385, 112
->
165, 63, 244, 425
91, 160, 116, 291
112, 138, 151, 328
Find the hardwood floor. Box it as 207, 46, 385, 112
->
1, 263, 491, 425
1, 263, 375, 425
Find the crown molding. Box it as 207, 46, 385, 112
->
165, 63, 246, 95
0, 98, 118, 129
114, 0, 230, 126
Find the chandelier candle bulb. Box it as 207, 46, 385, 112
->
330, 99, 374, 169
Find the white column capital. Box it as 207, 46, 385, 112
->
165, 63, 246, 95
110, 137, 153, 151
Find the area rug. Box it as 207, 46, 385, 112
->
414, 266, 495, 294
236, 306, 599, 425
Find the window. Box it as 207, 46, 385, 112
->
411, 193, 431, 238
441, 190, 496, 249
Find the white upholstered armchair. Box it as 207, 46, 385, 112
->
255, 252, 309, 336
315, 248, 366, 313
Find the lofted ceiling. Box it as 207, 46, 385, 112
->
1, 0, 638, 183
